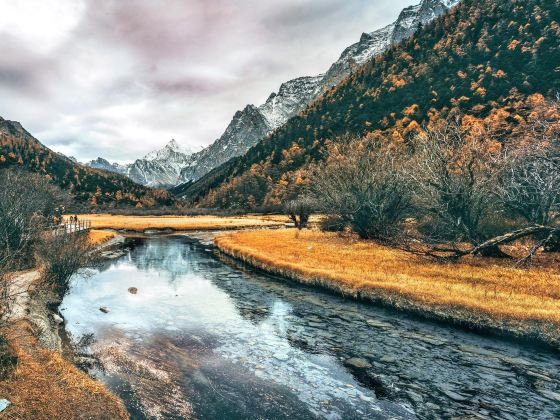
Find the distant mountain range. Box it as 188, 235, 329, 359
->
176, 0, 460, 187
86, 139, 201, 188
90, 0, 460, 189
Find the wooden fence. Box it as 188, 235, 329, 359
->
51, 219, 92, 236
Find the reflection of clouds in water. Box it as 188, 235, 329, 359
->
62, 237, 408, 419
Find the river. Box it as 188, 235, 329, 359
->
61, 235, 560, 419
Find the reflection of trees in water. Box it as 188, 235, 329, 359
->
129, 237, 201, 283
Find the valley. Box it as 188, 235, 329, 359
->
1, 0, 559, 418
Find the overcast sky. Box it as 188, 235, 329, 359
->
0, 0, 412, 163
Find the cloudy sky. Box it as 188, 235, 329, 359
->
0, 0, 412, 163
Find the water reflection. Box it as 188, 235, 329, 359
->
61, 236, 560, 419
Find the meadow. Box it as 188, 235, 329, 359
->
216, 229, 560, 345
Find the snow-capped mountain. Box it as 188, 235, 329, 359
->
86, 139, 200, 187
87, 157, 128, 175
177, 0, 460, 186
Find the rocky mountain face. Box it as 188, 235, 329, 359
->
176, 0, 460, 186
178, 105, 270, 183
258, 75, 325, 130
87, 139, 199, 188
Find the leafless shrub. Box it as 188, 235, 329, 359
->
311, 135, 412, 241
36, 232, 98, 298
499, 148, 560, 226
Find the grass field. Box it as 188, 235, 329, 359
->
216, 229, 560, 344
0, 321, 128, 419
88, 229, 119, 245
71, 214, 289, 231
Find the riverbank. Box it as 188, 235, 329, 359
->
0, 237, 129, 418
215, 229, 560, 348
73, 213, 291, 232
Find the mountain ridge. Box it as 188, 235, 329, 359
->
0, 116, 173, 208
175, 0, 460, 186
174, 0, 560, 208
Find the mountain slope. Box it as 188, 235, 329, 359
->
0, 117, 174, 208
178, 0, 560, 208
178, 105, 271, 183
176, 0, 460, 185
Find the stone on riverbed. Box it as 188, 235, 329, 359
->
345, 357, 372, 369
0, 399, 10, 412
366, 319, 393, 329
52, 313, 64, 325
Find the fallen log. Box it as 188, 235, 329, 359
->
425, 225, 559, 261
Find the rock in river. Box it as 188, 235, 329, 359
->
345, 357, 372, 369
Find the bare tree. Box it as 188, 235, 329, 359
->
408, 120, 506, 252
500, 149, 560, 226
285, 198, 314, 229
497, 97, 560, 252
0, 169, 68, 320
311, 135, 412, 241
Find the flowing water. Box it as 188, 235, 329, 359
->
61, 236, 560, 419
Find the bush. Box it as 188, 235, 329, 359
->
319, 215, 346, 232
311, 135, 412, 241
36, 233, 98, 297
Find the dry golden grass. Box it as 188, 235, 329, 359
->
88, 229, 118, 245
72, 214, 285, 231
0, 321, 128, 419
216, 229, 560, 338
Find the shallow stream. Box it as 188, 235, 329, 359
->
61, 236, 560, 419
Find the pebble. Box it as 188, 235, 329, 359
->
274, 353, 290, 361
52, 313, 64, 325
359, 394, 374, 402
441, 388, 469, 402
538, 389, 560, 402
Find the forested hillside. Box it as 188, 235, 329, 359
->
0, 117, 174, 209
178, 0, 560, 209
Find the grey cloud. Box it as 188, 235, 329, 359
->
0, 0, 413, 162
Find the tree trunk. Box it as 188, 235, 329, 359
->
476, 244, 511, 258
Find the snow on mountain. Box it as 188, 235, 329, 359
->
86, 157, 128, 175
258, 75, 324, 130
86, 139, 200, 187
176, 0, 460, 187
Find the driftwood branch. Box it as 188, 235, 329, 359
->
415, 225, 559, 262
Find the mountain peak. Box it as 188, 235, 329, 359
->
166, 139, 180, 150
144, 139, 193, 161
